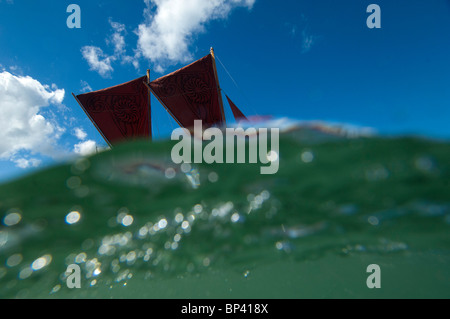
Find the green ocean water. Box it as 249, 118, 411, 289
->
0, 128, 449, 299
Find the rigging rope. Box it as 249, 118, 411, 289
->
216, 55, 259, 118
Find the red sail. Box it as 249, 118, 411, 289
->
148, 54, 224, 129
226, 95, 248, 121
76, 76, 151, 146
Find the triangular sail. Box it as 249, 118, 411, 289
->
148, 54, 224, 129
75, 76, 151, 146
226, 95, 248, 121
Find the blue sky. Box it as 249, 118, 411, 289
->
0, 0, 449, 182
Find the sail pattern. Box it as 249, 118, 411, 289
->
226, 95, 248, 121
76, 76, 151, 145
148, 54, 224, 129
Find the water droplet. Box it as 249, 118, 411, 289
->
6, 254, 23, 268
126, 251, 137, 264
138, 226, 149, 237
368, 216, 379, 226
261, 190, 271, 200
267, 151, 279, 162
75, 253, 87, 264
194, 204, 203, 214
65, 211, 81, 225
208, 172, 219, 183
181, 163, 192, 173
181, 221, 190, 231
301, 150, 314, 163
231, 213, 240, 223
121, 215, 134, 227
165, 168, 176, 179
19, 267, 33, 280
414, 156, 435, 172
175, 213, 184, 223
66, 176, 82, 189
3, 210, 22, 227
31, 254, 52, 271
0, 268, 7, 280
50, 285, 61, 294
158, 218, 168, 229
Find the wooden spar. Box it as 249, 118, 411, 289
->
210, 47, 227, 126
71, 92, 113, 149
147, 69, 152, 141
143, 81, 185, 130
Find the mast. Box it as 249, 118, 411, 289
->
210, 47, 227, 126
147, 69, 152, 141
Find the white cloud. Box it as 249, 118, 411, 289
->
286, 15, 319, 54
82, 0, 256, 76
0, 71, 66, 168
13, 157, 41, 169
108, 19, 127, 56
9, 65, 20, 72
82, 19, 140, 77
137, 0, 256, 70
74, 127, 88, 140
301, 28, 319, 54
290, 25, 298, 37
74, 140, 97, 156
80, 80, 92, 93
81, 46, 115, 78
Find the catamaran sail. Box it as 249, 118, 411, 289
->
73, 76, 151, 147
73, 48, 246, 147
145, 53, 225, 129
226, 95, 248, 121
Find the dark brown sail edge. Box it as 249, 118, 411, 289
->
226, 95, 248, 121
74, 76, 151, 146
147, 54, 225, 130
